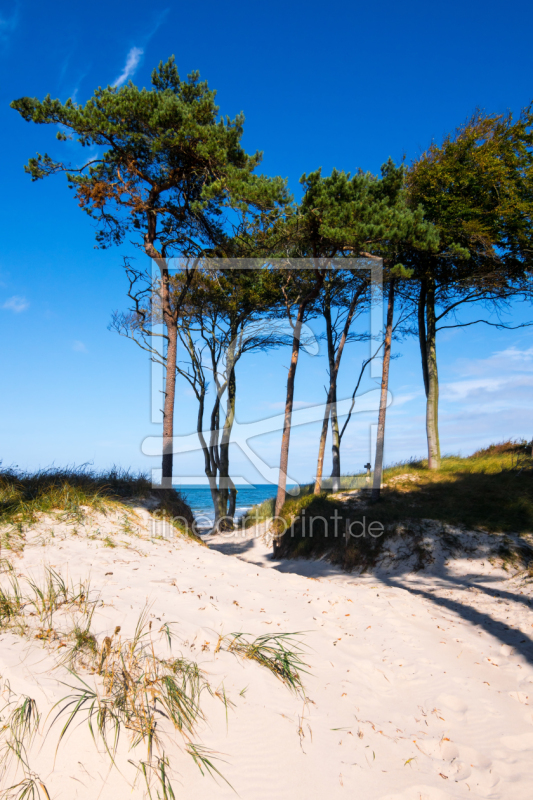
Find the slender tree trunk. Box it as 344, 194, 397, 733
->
418, 279, 429, 396
274, 267, 325, 554
324, 301, 342, 490
228, 478, 237, 518
218, 356, 237, 530
314, 296, 335, 495
371, 278, 395, 502
161, 262, 177, 486
195, 389, 220, 530
313, 280, 366, 494
313, 395, 331, 494
425, 277, 441, 469
275, 311, 305, 518
330, 386, 341, 490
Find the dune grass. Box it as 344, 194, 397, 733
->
0, 542, 310, 796
271, 440, 533, 571
216, 632, 308, 696
242, 496, 276, 528
0, 465, 196, 550
0, 693, 50, 799
0, 563, 227, 797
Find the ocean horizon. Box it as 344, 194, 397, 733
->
172, 483, 292, 526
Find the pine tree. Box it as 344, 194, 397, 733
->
12, 57, 287, 482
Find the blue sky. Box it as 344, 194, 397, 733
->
0, 0, 532, 483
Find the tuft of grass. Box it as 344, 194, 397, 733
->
216, 632, 308, 696
130, 753, 176, 800
0, 566, 96, 639
0, 693, 50, 799
51, 611, 229, 792
0, 465, 196, 550
274, 440, 533, 571
242, 496, 276, 529
0, 573, 25, 634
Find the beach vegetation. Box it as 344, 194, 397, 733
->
270, 440, 533, 570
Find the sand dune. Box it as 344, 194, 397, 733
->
1, 505, 532, 799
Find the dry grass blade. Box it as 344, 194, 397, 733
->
0, 694, 49, 800
217, 632, 308, 695
50, 612, 228, 788
130, 753, 176, 800
0, 576, 23, 627
50, 673, 121, 764
185, 743, 233, 789
1, 777, 51, 800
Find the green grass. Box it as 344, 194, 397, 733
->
52, 611, 230, 794
273, 440, 533, 571
0, 693, 50, 799
216, 632, 308, 696
242, 496, 275, 528
0, 466, 197, 549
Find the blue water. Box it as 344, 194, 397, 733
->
172, 483, 278, 527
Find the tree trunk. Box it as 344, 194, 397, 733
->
371, 278, 395, 502
275, 310, 305, 518
425, 277, 441, 469
418, 279, 429, 397
314, 295, 334, 495
274, 267, 326, 554
313, 280, 366, 494
228, 478, 237, 519
218, 353, 237, 530
324, 300, 342, 490
313, 395, 331, 494
194, 388, 220, 531
330, 387, 341, 491
161, 262, 177, 486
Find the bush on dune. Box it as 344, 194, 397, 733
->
0, 465, 196, 546
267, 440, 533, 571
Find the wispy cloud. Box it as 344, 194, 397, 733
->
0, 6, 19, 44
113, 46, 144, 87
72, 340, 88, 353
2, 296, 29, 313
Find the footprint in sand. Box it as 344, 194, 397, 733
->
501, 731, 533, 751
379, 785, 457, 800
435, 693, 468, 715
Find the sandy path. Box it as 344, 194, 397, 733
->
1, 510, 532, 799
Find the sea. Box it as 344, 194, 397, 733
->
172, 483, 279, 528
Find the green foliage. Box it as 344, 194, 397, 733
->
275, 440, 533, 570
242, 496, 276, 528
0, 466, 195, 547
216, 632, 308, 695
408, 107, 533, 267
11, 56, 288, 257
280, 159, 439, 260
51, 613, 230, 792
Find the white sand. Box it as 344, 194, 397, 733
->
1, 505, 533, 799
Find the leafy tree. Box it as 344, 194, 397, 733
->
11, 56, 287, 482
356, 162, 439, 500
272, 162, 437, 517
406, 106, 533, 468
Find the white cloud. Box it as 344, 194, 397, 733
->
113, 47, 144, 87
72, 340, 88, 353
3, 296, 28, 313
